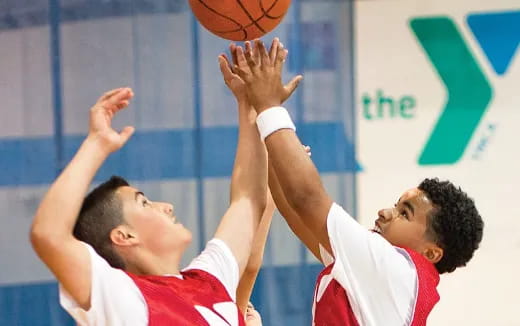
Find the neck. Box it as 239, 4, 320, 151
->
123, 248, 183, 276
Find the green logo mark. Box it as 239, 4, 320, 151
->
410, 17, 493, 165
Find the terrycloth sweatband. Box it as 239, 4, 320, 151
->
256, 106, 296, 141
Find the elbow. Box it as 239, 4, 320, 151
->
30, 224, 47, 256
246, 192, 268, 222
285, 186, 317, 216
30, 225, 71, 261
30, 219, 43, 246
244, 258, 263, 275
256, 195, 268, 219
29, 219, 66, 254
254, 184, 268, 217
230, 190, 267, 220
30, 222, 51, 253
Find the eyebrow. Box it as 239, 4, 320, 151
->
134, 191, 145, 202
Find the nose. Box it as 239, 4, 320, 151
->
164, 203, 174, 215
378, 208, 394, 222
155, 202, 173, 215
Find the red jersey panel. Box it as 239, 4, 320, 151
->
127, 269, 245, 326
405, 249, 440, 326
313, 248, 440, 326
313, 264, 359, 326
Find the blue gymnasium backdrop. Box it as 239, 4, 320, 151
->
0, 0, 356, 325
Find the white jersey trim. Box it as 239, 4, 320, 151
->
59, 239, 239, 326
313, 202, 417, 326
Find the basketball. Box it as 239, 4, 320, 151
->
189, 0, 291, 41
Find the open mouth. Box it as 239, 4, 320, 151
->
371, 223, 383, 235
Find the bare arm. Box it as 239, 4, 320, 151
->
268, 159, 323, 262
236, 189, 275, 314
265, 132, 333, 253
236, 155, 325, 313
235, 40, 334, 254
214, 46, 268, 277
30, 88, 135, 309
236, 149, 323, 315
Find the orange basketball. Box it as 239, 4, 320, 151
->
189, 0, 291, 41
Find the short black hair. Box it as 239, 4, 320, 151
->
419, 178, 484, 274
74, 176, 130, 269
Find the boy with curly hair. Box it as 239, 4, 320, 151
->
230, 38, 484, 326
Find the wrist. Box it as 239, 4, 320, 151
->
256, 106, 296, 141
254, 101, 283, 114
236, 98, 250, 108
83, 135, 113, 157
251, 97, 283, 114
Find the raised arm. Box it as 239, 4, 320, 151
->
236, 188, 275, 314
235, 40, 334, 253
213, 43, 268, 277
30, 88, 135, 309
268, 150, 323, 262
236, 150, 324, 313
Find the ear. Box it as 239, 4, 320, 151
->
110, 225, 138, 247
422, 244, 443, 264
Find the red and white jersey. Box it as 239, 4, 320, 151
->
60, 239, 243, 326
312, 203, 440, 326
127, 269, 244, 325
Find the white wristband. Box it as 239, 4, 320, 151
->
256, 106, 296, 141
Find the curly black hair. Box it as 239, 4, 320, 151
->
418, 178, 484, 274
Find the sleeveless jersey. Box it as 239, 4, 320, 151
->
312, 248, 440, 326
127, 269, 245, 326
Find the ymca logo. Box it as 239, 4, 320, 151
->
409, 10, 519, 165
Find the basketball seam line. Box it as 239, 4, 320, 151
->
197, 0, 247, 40
236, 0, 267, 34
195, 0, 286, 40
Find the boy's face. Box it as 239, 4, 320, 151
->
117, 186, 192, 256
372, 188, 440, 256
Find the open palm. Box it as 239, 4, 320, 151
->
218, 43, 247, 100
89, 87, 135, 153
219, 40, 301, 105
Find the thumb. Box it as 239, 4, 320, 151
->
119, 126, 135, 145
283, 75, 303, 102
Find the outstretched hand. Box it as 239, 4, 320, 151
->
233, 38, 303, 113
88, 87, 135, 153
219, 44, 247, 101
